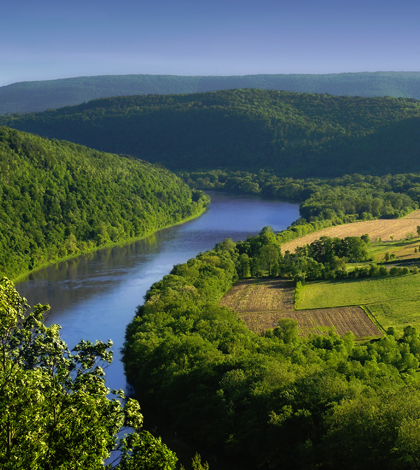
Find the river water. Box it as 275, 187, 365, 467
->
16, 191, 299, 392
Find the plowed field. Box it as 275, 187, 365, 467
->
281, 209, 420, 253
220, 278, 381, 337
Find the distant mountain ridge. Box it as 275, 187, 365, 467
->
2, 71, 420, 115
2, 88, 420, 178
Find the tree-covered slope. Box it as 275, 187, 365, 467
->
2, 71, 420, 114
0, 127, 209, 279
2, 89, 420, 177
123, 230, 420, 470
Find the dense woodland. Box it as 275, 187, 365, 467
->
2, 89, 420, 177
123, 229, 420, 469
0, 127, 209, 279
3, 71, 420, 115
183, 170, 420, 223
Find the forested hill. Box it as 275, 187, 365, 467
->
2, 89, 420, 177
2, 71, 420, 114
0, 126, 209, 279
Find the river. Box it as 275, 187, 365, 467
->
16, 191, 299, 392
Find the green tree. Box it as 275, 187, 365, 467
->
273, 319, 299, 343
257, 244, 281, 276
0, 277, 177, 470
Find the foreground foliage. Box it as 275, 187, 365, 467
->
0, 277, 180, 469
0, 127, 209, 279
123, 231, 420, 469
3, 89, 420, 177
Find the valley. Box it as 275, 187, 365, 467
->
4, 83, 420, 469
4, 0, 420, 465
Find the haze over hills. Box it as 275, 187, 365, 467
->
2, 88, 420, 178
2, 71, 420, 115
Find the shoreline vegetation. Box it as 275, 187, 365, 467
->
182, 169, 420, 252
121, 164, 420, 467
123, 225, 420, 470
0, 126, 210, 281
13, 204, 209, 284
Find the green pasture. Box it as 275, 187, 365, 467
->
364, 301, 420, 335
368, 237, 420, 262
296, 274, 420, 334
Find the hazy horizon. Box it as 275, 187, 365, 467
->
2, 0, 420, 87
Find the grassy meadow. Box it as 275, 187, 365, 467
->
368, 237, 420, 262
296, 274, 420, 334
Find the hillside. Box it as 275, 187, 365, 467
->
2, 89, 420, 177
123, 227, 420, 470
2, 71, 420, 114
0, 127, 208, 279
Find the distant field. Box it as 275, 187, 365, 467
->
281, 210, 420, 253
368, 238, 420, 262
364, 301, 420, 334
297, 275, 420, 309
220, 278, 381, 337
296, 274, 420, 334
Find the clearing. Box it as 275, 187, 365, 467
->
296, 273, 420, 334
282, 209, 420, 253
220, 278, 381, 337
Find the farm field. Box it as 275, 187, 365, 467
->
219, 278, 381, 337
368, 238, 420, 262
281, 209, 420, 253
297, 274, 420, 334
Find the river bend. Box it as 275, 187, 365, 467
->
16, 192, 299, 391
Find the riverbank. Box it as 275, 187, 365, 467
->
13, 204, 209, 285
15, 193, 300, 394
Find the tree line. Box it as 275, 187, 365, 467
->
3, 71, 420, 115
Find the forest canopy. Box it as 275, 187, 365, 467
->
123, 228, 420, 470
0, 127, 209, 279
2, 89, 420, 177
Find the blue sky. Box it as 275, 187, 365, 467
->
1, 0, 419, 86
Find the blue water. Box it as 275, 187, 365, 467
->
16, 191, 299, 391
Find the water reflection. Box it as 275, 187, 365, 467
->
16, 191, 300, 391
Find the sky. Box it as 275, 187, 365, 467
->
1, 0, 420, 87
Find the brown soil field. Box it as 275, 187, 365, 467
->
220, 278, 382, 337
281, 210, 420, 253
